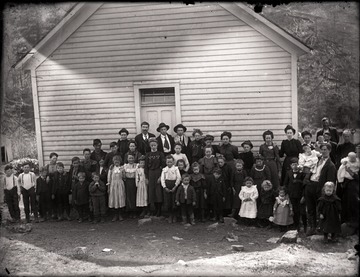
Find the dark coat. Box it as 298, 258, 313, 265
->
117, 139, 130, 161
176, 184, 196, 204
156, 134, 175, 154
317, 194, 341, 234
134, 132, 156, 155
316, 158, 337, 189
283, 170, 305, 199
189, 139, 205, 164
208, 176, 227, 200
103, 150, 122, 170
89, 180, 107, 197
316, 127, 339, 144
36, 176, 52, 195
239, 151, 254, 176
51, 171, 71, 195
90, 150, 107, 164
335, 142, 355, 169
73, 181, 90, 205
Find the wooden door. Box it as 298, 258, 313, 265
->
141, 105, 176, 135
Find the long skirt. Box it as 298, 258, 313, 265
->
108, 179, 125, 209
148, 168, 163, 205
125, 178, 137, 211
136, 180, 148, 207
341, 178, 359, 227
264, 160, 280, 191
273, 205, 293, 226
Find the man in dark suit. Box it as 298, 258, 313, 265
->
156, 122, 175, 155
316, 117, 339, 144
305, 143, 337, 236
134, 121, 156, 155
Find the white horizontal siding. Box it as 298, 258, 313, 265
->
37, 2, 293, 168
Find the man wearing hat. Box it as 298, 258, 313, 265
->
316, 117, 339, 144
173, 124, 191, 160
156, 123, 175, 155
117, 128, 130, 163
135, 122, 156, 155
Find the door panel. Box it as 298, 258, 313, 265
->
141, 105, 176, 135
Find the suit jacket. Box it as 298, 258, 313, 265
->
135, 133, 156, 155
157, 134, 175, 154
176, 184, 196, 204
317, 158, 337, 189
316, 127, 339, 144
174, 134, 192, 160
51, 171, 71, 195
283, 170, 305, 199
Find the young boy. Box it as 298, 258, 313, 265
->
36, 166, 52, 221
90, 139, 107, 166
51, 162, 71, 221
283, 157, 307, 233
18, 163, 38, 223
89, 172, 107, 223
73, 172, 90, 223
208, 168, 226, 223
190, 162, 207, 222
81, 148, 98, 182
104, 142, 120, 171
176, 173, 196, 225
1, 164, 20, 223
161, 155, 181, 223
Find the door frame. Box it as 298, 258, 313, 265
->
133, 80, 181, 134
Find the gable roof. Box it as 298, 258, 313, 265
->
15, 2, 310, 71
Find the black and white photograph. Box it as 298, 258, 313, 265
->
0, 1, 359, 275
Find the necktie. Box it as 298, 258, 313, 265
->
164, 136, 170, 150
181, 136, 184, 146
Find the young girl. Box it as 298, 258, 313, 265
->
317, 182, 342, 243
272, 187, 294, 231
2, 164, 20, 223
176, 174, 196, 225
136, 156, 147, 218
257, 180, 276, 228
259, 130, 281, 191
145, 138, 165, 217
239, 177, 258, 225
36, 167, 52, 222
217, 154, 233, 216
124, 140, 141, 164
161, 155, 181, 223
250, 154, 271, 192
172, 143, 190, 172
176, 159, 187, 176
239, 140, 255, 176
231, 159, 247, 219
190, 162, 207, 222
107, 155, 126, 221
189, 129, 204, 164
123, 154, 138, 218
199, 146, 218, 183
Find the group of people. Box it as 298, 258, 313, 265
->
1, 117, 359, 243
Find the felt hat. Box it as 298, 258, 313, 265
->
203, 134, 214, 141
173, 124, 187, 133
284, 125, 296, 134
221, 131, 232, 140
118, 128, 129, 135
156, 122, 170, 132
241, 140, 253, 149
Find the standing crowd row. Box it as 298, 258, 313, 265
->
2, 118, 359, 242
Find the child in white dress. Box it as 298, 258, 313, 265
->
239, 177, 258, 226
272, 187, 293, 231
298, 144, 321, 183
337, 152, 360, 183
107, 155, 126, 222
136, 156, 147, 218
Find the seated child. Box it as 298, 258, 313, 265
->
1, 164, 20, 223
36, 166, 52, 222
176, 173, 196, 225
73, 172, 90, 223
89, 172, 107, 223
337, 152, 360, 183
317, 182, 341, 243
272, 187, 293, 232
239, 177, 258, 226
172, 143, 190, 172
257, 180, 275, 228
298, 144, 321, 177
161, 155, 181, 223
136, 156, 147, 218
190, 162, 207, 222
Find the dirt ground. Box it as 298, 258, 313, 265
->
0, 207, 359, 276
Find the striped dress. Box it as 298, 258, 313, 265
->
135, 167, 147, 207
108, 165, 125, 209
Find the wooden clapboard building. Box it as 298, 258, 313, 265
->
16, 2, 310, 168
